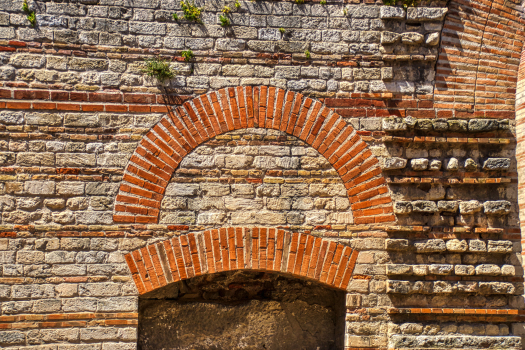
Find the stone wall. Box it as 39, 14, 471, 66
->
0, 0, 524, 349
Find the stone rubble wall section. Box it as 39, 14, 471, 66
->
0, 235, 139, 348
0, 0, 448, 96
161, 129, 354, 227
125, 227, 359, 294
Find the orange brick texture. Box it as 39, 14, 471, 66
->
435, 0, 525, 118
125, 227, 359, 295
113, 86, 395, 225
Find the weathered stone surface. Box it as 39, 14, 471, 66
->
459, 200, 482, 214
487, 240, 513, 253
483, 200, 511, 215
482, 158, 511, 170
382, 117, 406, 131
411, 200, 438, 213
414, 239, 446, 253
446, 239, 467, 252
379, 7, 405, 19
383, 157, 407, 170
406, 7, 448, 21
401, 32, 424, 45
394, 201, 412, 214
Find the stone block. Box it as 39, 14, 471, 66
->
487, 240, 513, 253
406, 7, 448, 21
414, 239, 445, 253
459, 200, 482, 214
379, 6, 404, 19
483, 158, 511, 170
483, 200, 511, 215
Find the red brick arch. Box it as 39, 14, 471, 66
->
113, 86, 394, 225
125, 227, 359, 294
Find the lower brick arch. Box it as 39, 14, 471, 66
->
113, 86, 394, 224
125, 227, 359, 294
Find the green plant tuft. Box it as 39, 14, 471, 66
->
382, 0, 419, 8
279, 27, 285, 34
142, 56, 176, 83
172, 12, 179, 20
295, 0, 304, 4
305, 50, 311, 59
222, 6, 231, 13
320, 0, 326, 5
180, 0, 203, 22
22, 0, 36, 27
234, 0, 241, 8
343, 8, 347, 15
219, 14, 230, 27
181, 50, 194, 62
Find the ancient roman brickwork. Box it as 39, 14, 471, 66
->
0, 0, 525, 349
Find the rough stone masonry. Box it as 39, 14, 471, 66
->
0, 0, 525, 349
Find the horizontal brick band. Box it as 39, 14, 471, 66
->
0, 312, 138, 330
125, 227, 360, 294
113, 86, 394, 224
388, 308, 520, 315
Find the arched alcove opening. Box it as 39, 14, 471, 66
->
138, 270, 346, 350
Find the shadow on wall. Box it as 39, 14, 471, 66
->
138, 270, 346, 350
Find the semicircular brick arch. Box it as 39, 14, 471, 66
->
125, 227, 359, 294
113, 86, 394, 225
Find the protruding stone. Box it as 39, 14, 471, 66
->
425, 32, 440, 46
446, 158, 459, 171
381, 31, 401, 44
501, 265, 515, 276
410, 158, 428, 171
468, 119, 499, 132
401, 32, 424, 45
464, 158, 477, 171
455, 265, 475, 275
382, 117, 407, 131
407, 7, 448, 22
415, 119, 432, 131
483, 201, 511, 215
459, 200, 482, 214
475, 264, 501, 276
412, 200, 438, 213
414, 239, 446, 253
394, 201, 412, 214
487, 240, 513, 253
438, 201, 458, 213
385, 239, 409, 251
432, 119, 448, 131
383, 157, 407, 170
387, 264, 412, 275
448, 120, 468, 132
379, 6, 405, 19
429, 159, 441, 171
429, 264, 453, 275
469, 239, 487, 252
483, 158, 511, 171
446, 239, 467, 252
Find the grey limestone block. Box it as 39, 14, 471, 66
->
406, 7, 448, 22
459, 200, 482, 214
483, 200, 511, 215
379, 6, 405, 20
382, 117, 406, 131
483, 158, 511, 170
414, 239, 446, 253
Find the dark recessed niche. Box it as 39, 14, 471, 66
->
138, 270, 346, 350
